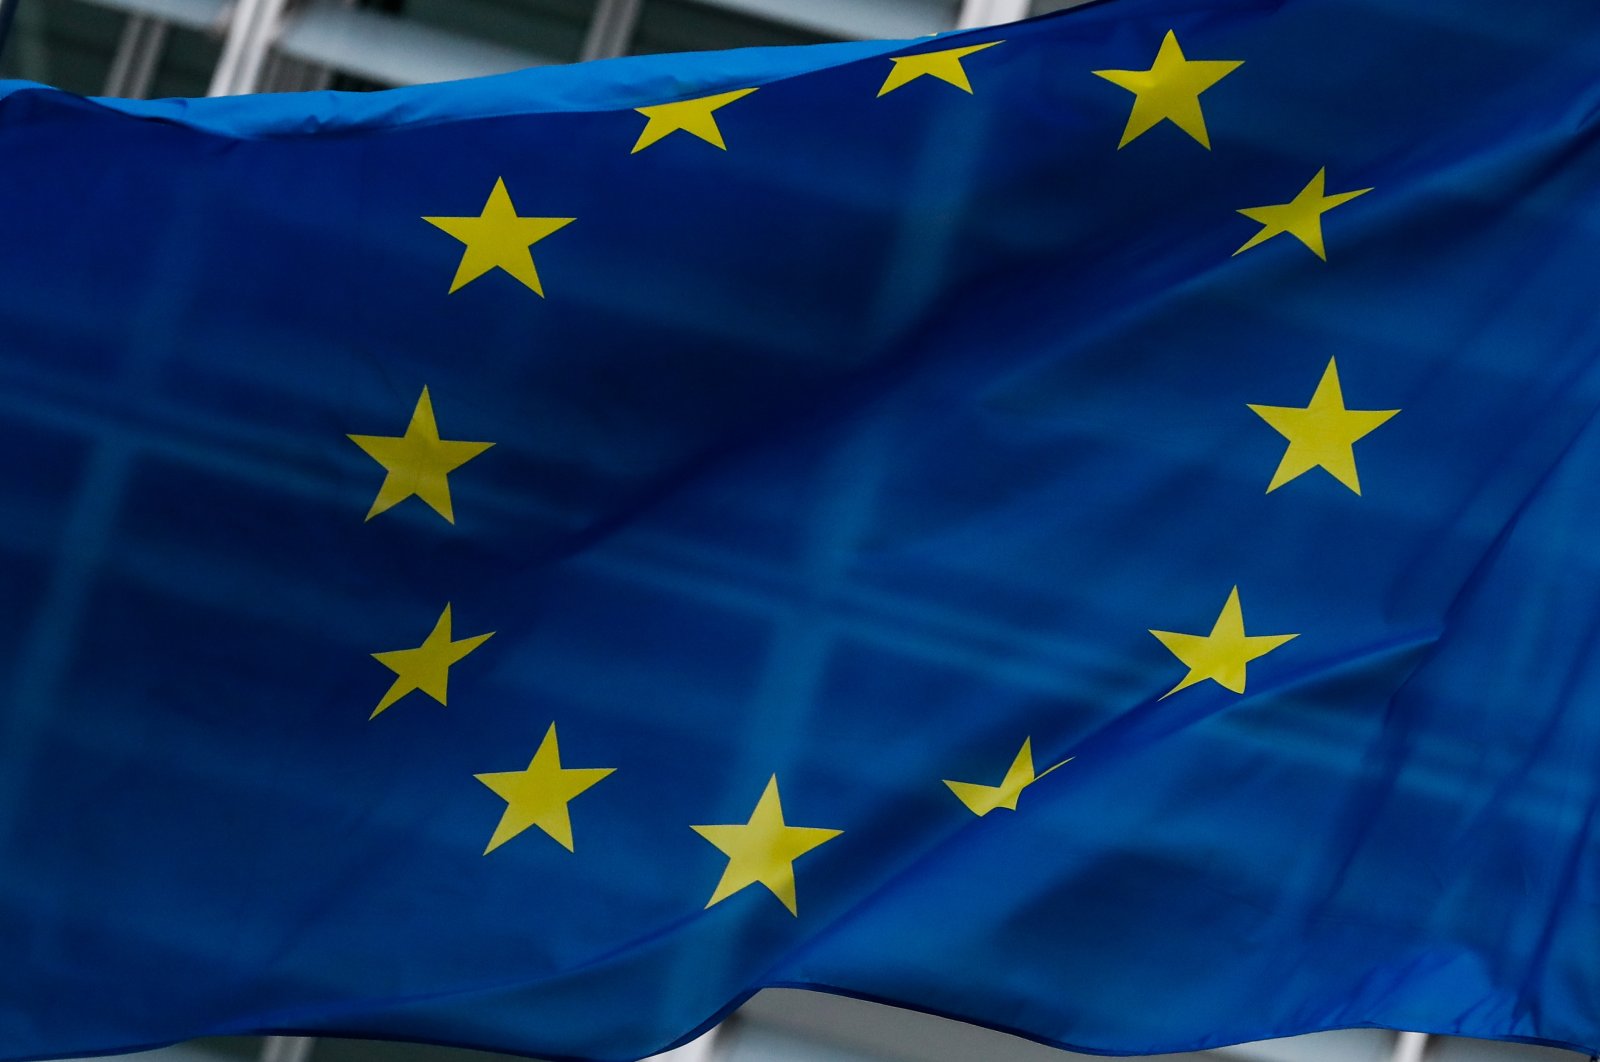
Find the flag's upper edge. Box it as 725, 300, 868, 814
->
0, 31, 974, 140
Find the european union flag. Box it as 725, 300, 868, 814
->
1, 0, 1598, 1058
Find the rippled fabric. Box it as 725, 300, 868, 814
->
0, 0, 1597, 1058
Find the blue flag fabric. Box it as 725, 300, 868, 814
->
1, 0, 1599, 1058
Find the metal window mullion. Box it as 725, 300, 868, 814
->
644, 1027, 723, 1062
259, 1036, 315, 1062
955, 0, 1031, 29
207, 0, 291, 96
228, 0, 290, 95
581, 0, 643, 60
206, 0, 263, 95
1390, 1031, 1430, 1062
103, 13, 171, 98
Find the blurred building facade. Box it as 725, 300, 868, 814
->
0, 4, 1587, 1062
1, 0, 1092, 98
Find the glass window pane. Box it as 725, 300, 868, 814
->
1430, 1036, 1587, 1062
0, 0, 124, 93
148, 24, 224, 98
633, 0, 831, 54
394, 0, 593, 64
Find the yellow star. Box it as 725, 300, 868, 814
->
1149, 587, 1297, 699
370, 604, 494, 720
692, 775, 841, 916
1092, 30, 1242, 149
878, 41, 1002, 97
1235, 168, 1372, 260
944, 738, 1073, 817
475, 723, 615, 854
347, 387, 493, 524
631, 88, 758, 153
1249, 358, 1399, 494
423, 177, 574, 295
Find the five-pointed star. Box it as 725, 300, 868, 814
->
878, 41, 1003, 97
1234, 168, 1372, 260
632, 88, 759, 153
944, 738, 1073, 817
692, 775, 841, 916
370, 604, 494, 720
347, 387, 494, 524
423, 177, 574, 295
1249, 358, 1399, 494
475, 723, 616, 854
1149, 587, 1297, 699
1092, 30, 1243, 149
